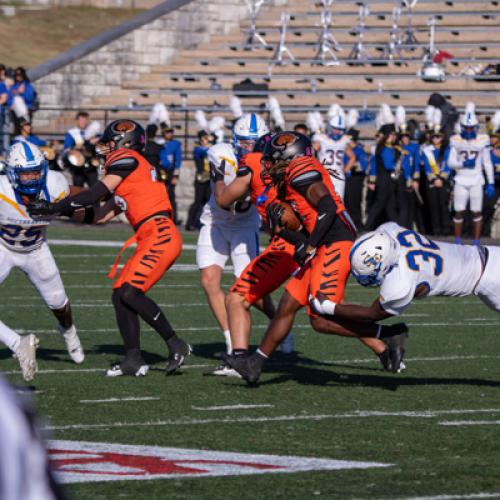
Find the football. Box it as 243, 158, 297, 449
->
279, 201, 302, 231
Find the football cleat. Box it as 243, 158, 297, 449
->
203, 363, 242, 378
279, 332, 295, 354
106, 363, 149, 377
59, 325, 85, 364
165, 339, 192, 375
15, 334, 39, 382
222, 351, 266, 385
383, 330, 408, 373
106, 351, 149, 377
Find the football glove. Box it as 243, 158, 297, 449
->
210, 159, 225, 183
294, 241, 315, 267
266, 202, 284, 235
463, 158, 476, 169
26, 199, 56, 219
486, 183, 496, 199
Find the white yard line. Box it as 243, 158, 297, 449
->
399, 493, 500, 499
43, 408, 500, 431
80, 397, 160, 404
192, 404, 274, 411
49, 239, 198, 251
439, 420, 500, 427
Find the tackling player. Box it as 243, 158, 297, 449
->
27, 119, 190, 377
0, 141, 84, 369
448, 102, 495, 244
224, 132, 408, 383
327, 222, 500, 325
196, 113, 269, 373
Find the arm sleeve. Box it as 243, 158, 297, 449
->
378, 272, 415, 316
308, 194, 338, 248
369, 154, 377, 179
159, 147, 169, 169
279, 228, 308, 245
53, 181, 111, 214
441, 147, 451, 178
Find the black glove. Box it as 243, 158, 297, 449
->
210, 159, 225, 183
26, 199, 56, 219
294, 241, 315, 267
266, 202, 284, 235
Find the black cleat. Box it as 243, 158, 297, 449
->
377, 349, 393, 372
383, 330, 408, 373
222, 352, 265, 385
165, 339, 192, 375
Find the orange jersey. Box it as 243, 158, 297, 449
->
239, 152, 277, 221
105, 148, 172, 229
283, 156, 346, 234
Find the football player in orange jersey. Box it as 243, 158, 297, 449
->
224, 132, 408, 383
27, 119, 191, 377
211, 134, 297, 361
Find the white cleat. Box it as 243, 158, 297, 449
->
58, 325, 85, 364
279, 332, 295, 354
15, 334, 39, 382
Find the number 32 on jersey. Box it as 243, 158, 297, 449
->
397, 230, 443, 276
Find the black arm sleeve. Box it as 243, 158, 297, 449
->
279, 228, 308, 245
53, 181, 111, 215
308, 194, 337, 248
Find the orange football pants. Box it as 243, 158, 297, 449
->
285, 240, 352, 316
110, 216, 182, 293
229, 235, 298, 304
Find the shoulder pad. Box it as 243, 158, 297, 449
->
46, 171, 70, 202
106, 154, 138, 173
290, 169, 322, 190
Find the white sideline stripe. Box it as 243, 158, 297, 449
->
49, 239, 198, 251
439, 420, 500, 427
43, 408, 500, 431
80, 397, 160, 404
192, 404, 274, 411
57, 264, 219, 273
399, 494, 500, 500
2, 302, 209, 309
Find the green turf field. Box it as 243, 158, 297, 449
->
1, 223, 499, 499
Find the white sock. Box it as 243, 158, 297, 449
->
0, 320, 20, 352
223, 330, 232, 354
256, 348, 269, 359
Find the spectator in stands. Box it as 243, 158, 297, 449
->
144, 124, 162, 171
422, 127, 451, 236
185, 130, 212, 231
159, 125, 182, 224
12, 118, 47, 147
8, 67, 37, 134
62, 111, 100, 187
0, 64, 8, 156
365, 124, 400, 230
344, 128, 368, 229
427, 93, 459, 140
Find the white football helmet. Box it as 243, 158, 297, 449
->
232, 113, 269, 155
460, 102, 479, 139
350, 230, 400, 287
327, 113, 346, 140
6, 141, 48, 197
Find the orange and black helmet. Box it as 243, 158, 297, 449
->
97, 119, 145, 156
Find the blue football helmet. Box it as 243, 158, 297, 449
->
6, 141, 48, 197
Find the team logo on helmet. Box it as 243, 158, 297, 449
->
114, 120, 136, 133
273, 133, 297, 148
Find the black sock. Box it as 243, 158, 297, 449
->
380, 323, 408, 339
118, 284, 176, 344
233, 348, 248, 358
112, 290, 140, 352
